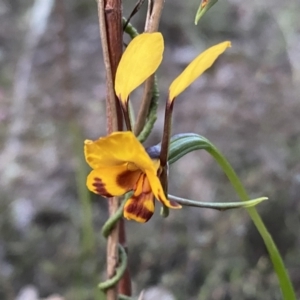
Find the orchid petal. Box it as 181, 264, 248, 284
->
145, 170, 182, 209
169, 41, 231, 101
124, 174, 155, 223
84, 132, 156, 173
86, 165, 142, 197
115, 33, 164, 103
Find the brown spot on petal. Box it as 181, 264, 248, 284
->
117, 170, 134, 188
125, 200, 153, 222
92, 177, 112, 197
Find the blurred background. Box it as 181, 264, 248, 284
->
0, 0, 300, 299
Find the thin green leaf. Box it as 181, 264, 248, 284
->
169, 195, 268, 210
168, 132, 296, 299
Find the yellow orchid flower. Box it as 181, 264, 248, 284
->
84, 131, 181, 223
85, 33, 231, 223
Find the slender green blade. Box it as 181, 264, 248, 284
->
168, 132, 296, 299
169, 196, 268, 210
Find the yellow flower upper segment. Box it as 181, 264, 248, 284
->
169, 41, 231, 101
115, 33, 164, 104
85, 132, 157, 172
114, 32, 230, 106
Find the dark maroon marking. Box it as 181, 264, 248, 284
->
92, 177, 112, 197
125, 201, 154, 222
116, 170, 135, 189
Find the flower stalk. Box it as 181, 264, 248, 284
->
134, 0, 165, 136
159, 100, 175, 217
160, 101, 174, 168
97, 0, 131, 298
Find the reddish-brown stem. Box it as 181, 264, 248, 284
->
122, 102, 132, 131
159, 99, 174, 217
134, 0, 165, 136
101, 0, 123, 132
160, 100, 174, 167
97, 0, 127, 299
118, 218, 132, 296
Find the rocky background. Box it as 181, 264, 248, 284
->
0, 0, 300, 299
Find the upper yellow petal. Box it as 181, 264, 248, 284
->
115, 33, 164, 103
169, 41, 231, 101
84, 132, 157, 174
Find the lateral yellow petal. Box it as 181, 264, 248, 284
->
145, 170, 182, 209
169, 41, 231, 101
115, 32, 164, 103
84, 132, 156, 174
123, 174, 155, 223
86, 165, 142, 197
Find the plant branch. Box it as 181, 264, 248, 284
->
160, 100, 174, 167
97, 0, 124, 299
134, 0, 164, 135
97, 0, 123, 133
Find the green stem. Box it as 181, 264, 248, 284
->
137, 76, 159, 143
123, 17, 139, 38
207, 144, 296, 300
